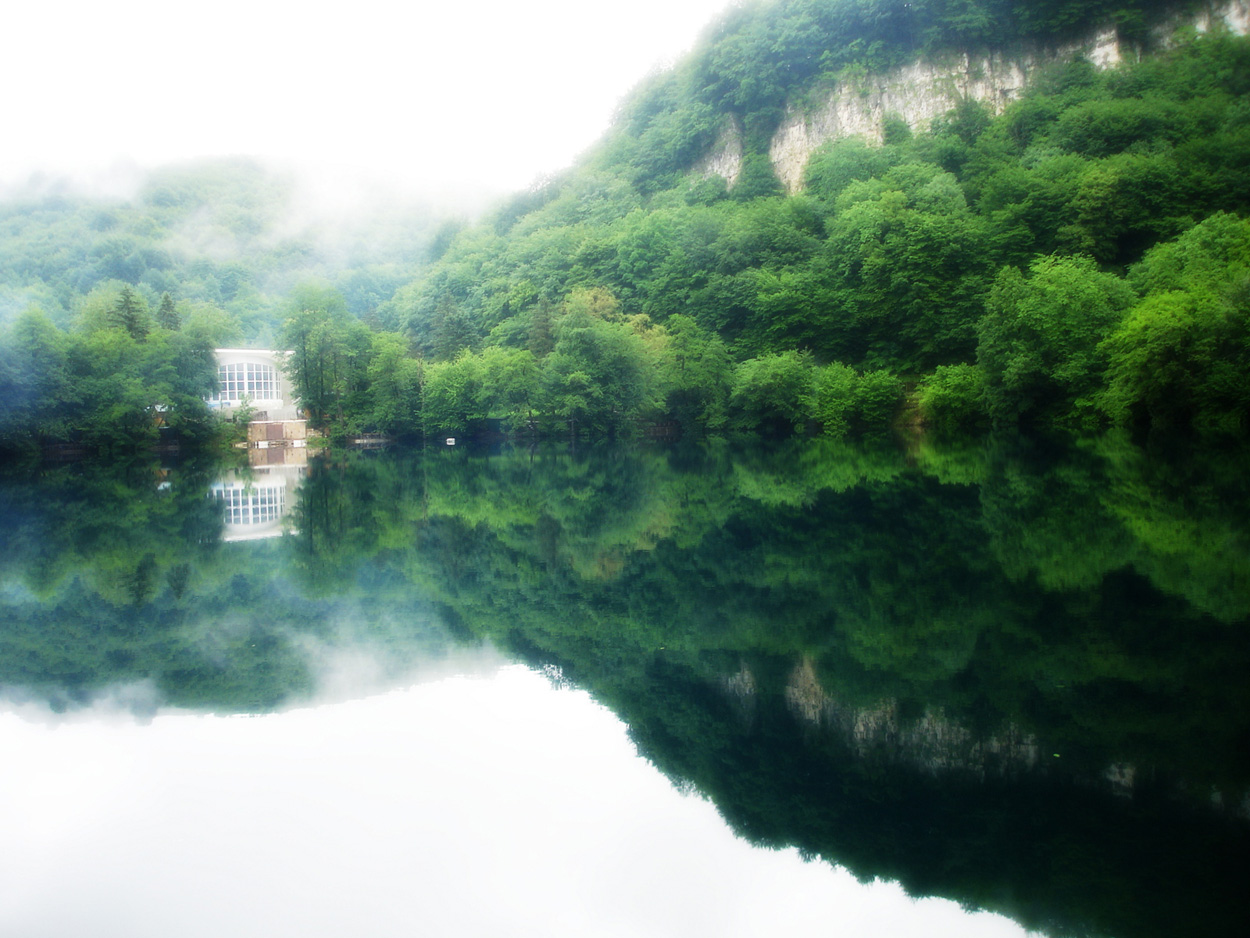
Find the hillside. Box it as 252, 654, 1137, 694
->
2, 0, 1249, 452
0, 160, 443, 342
0, 161, 447, 453
368, 0, 1249, 439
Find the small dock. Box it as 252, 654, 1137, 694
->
244, 420, 311, 466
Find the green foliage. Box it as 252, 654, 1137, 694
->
431, 300, 481, 360
422, 352, 485, 434
1099, 214, 1250, 434
732, 153, 786, 201
977, 254, 1136, 427
813, 361, 858, 435
526, 298, 556, 358
420, 344, 544, 434
814, 362, 906, 436
881, 113, 913, 145
1100, 288, 1250, 434
110, 286, 151, 340
542, 305, 657, 436
279, 291, 374, 434
367, 26, 1248, 438
0, 308, 74, 447
823, 164, 992, 367
156, 292, 180, 330
0, 294, 218, 454
804, 136, 899, 203
684, 174, 731, 206
729, 351, 816, 432
916, 363, 989, 432
366, 331, 424, 436
854, 368, 906, 429
661, 315, 733, 430
1127, 211, 1250, 295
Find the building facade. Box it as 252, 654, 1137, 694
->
209, 349, 299, 421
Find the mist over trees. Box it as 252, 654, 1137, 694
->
2, 0, 1249, 451
0, 160, 448, 453
0, 159, 445, 339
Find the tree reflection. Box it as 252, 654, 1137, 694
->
1, 434, 1248, 937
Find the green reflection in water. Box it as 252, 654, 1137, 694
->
1, 434, 1248, 938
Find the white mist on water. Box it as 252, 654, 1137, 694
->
0, 665, 1034, 938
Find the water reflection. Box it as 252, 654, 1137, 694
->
0, 668, 1031, 938
0, 435, 1248, 938
210, 464, 304, 541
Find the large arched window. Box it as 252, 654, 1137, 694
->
214, 361, 279, 402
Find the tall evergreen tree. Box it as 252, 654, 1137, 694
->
527, 298, 555, 359
156, 293, 181, 331
111, 287, 150, 341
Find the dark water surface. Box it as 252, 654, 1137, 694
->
1, 434, 1248, 938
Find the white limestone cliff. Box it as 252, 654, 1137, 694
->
695, 1, 1250, 194
692, 114, 745, 188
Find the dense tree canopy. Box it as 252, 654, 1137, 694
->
2, 2, 1248, 450
360, 14, 1250, 441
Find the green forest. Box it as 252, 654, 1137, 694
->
0, 162, 442, 452
2, 0, 1249, 452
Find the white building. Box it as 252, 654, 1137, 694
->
209, 349, 299, 421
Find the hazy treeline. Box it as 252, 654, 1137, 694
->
0, 160, 451, 454
0, 286, 223, 452
0, 159, 441, 338
279, 281, 907, 437
285, 209, 1250, 441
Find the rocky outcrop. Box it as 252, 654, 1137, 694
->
781, 658, 1250, 816
693, 114, 745, 187
784, 658, 1040, 778
696, 1, 1250, 194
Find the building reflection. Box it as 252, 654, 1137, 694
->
210, 460, 305, 542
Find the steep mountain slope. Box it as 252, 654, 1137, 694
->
368, 0, 1248, 438
4, 0, 1248, 449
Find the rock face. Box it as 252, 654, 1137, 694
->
767, 43, 1065, 193
783, 658, 1041, 778
698, 1, 1250, 194
692, 115, 745, 188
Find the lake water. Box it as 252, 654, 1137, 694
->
1, 434, 1247, 938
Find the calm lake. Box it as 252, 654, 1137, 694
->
1, 434, 1247, 938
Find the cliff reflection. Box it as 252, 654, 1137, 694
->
0, 435, 1247, 937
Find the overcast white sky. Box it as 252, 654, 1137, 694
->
2, 0, 735, 202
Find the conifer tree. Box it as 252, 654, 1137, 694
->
111, 287, 150, 341
156, 293, 181, 331
527, 298, 555, 359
